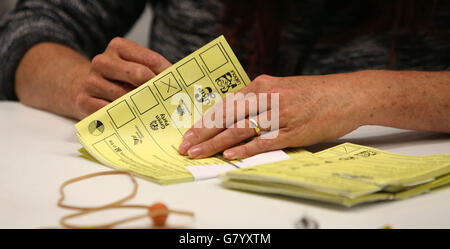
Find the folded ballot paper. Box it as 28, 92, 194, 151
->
221, 143, 450, 207
75, 36, 298, 184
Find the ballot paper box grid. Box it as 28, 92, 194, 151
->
199, 44, 228, 73
154, 72, 182, 101
176, 58, 206, 87
107, 100, 136, 129
130, 86, 159, 115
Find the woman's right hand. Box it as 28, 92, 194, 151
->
74, 37, 172, 119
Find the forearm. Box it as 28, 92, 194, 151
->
355, 70, 450, 133
15, 42, 91, 119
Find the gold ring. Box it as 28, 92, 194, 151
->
249, 118, 261, 136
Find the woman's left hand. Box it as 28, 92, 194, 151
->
178, 72, 370, 160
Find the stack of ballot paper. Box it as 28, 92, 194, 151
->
221, 143, 450, 207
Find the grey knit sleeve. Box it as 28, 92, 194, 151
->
0, 0, 147, 100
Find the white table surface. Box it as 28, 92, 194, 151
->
1, 101, 449, 229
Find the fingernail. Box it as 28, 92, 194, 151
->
223, 150, 237, 160
178, 142, 191, 154
188, 146, 202, 158
183, 130, 195, 141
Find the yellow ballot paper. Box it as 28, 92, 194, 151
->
76, 36, 254, 184
222, 143, 450, 207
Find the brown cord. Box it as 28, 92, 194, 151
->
57, 170, 194, 229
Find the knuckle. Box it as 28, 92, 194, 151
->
206, 139, 219, 152
147, 51, 161, 67
252, 74, 276, 92
254, 74, 273, 83
229, 127, 245, 139
91, 54, 105, 68
109, 37, 124, 47
253, 74, 273, 86
189, 129, 201, 141
134, 66, 152, 83
84, 74, 100, 90
255, 138, 273, 150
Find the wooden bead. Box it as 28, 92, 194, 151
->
148, 202, 169, 226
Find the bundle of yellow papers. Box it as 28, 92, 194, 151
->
221, 143, 450, 207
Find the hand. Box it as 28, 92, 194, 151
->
178, 73, 367, 160
73, 37, 172, 119
15, 39, 171, 120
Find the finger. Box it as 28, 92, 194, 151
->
179, 90, 279, 150
178, 126, 224, 156
178, 103, 252, 156
86, 73, 134, 101
178, 101, 232, 155
179, 75, 279, 154
222, 130, 291, 160
91, 55, 155, 86
221, 92, 272, 127
179, 109, 282, 156
108, 37, 172, 74
78, 96, 110, 119
178, 94, 261, 152
236, 74, 277, 96
185, 118, 271, 159
215, 74, 280, 129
